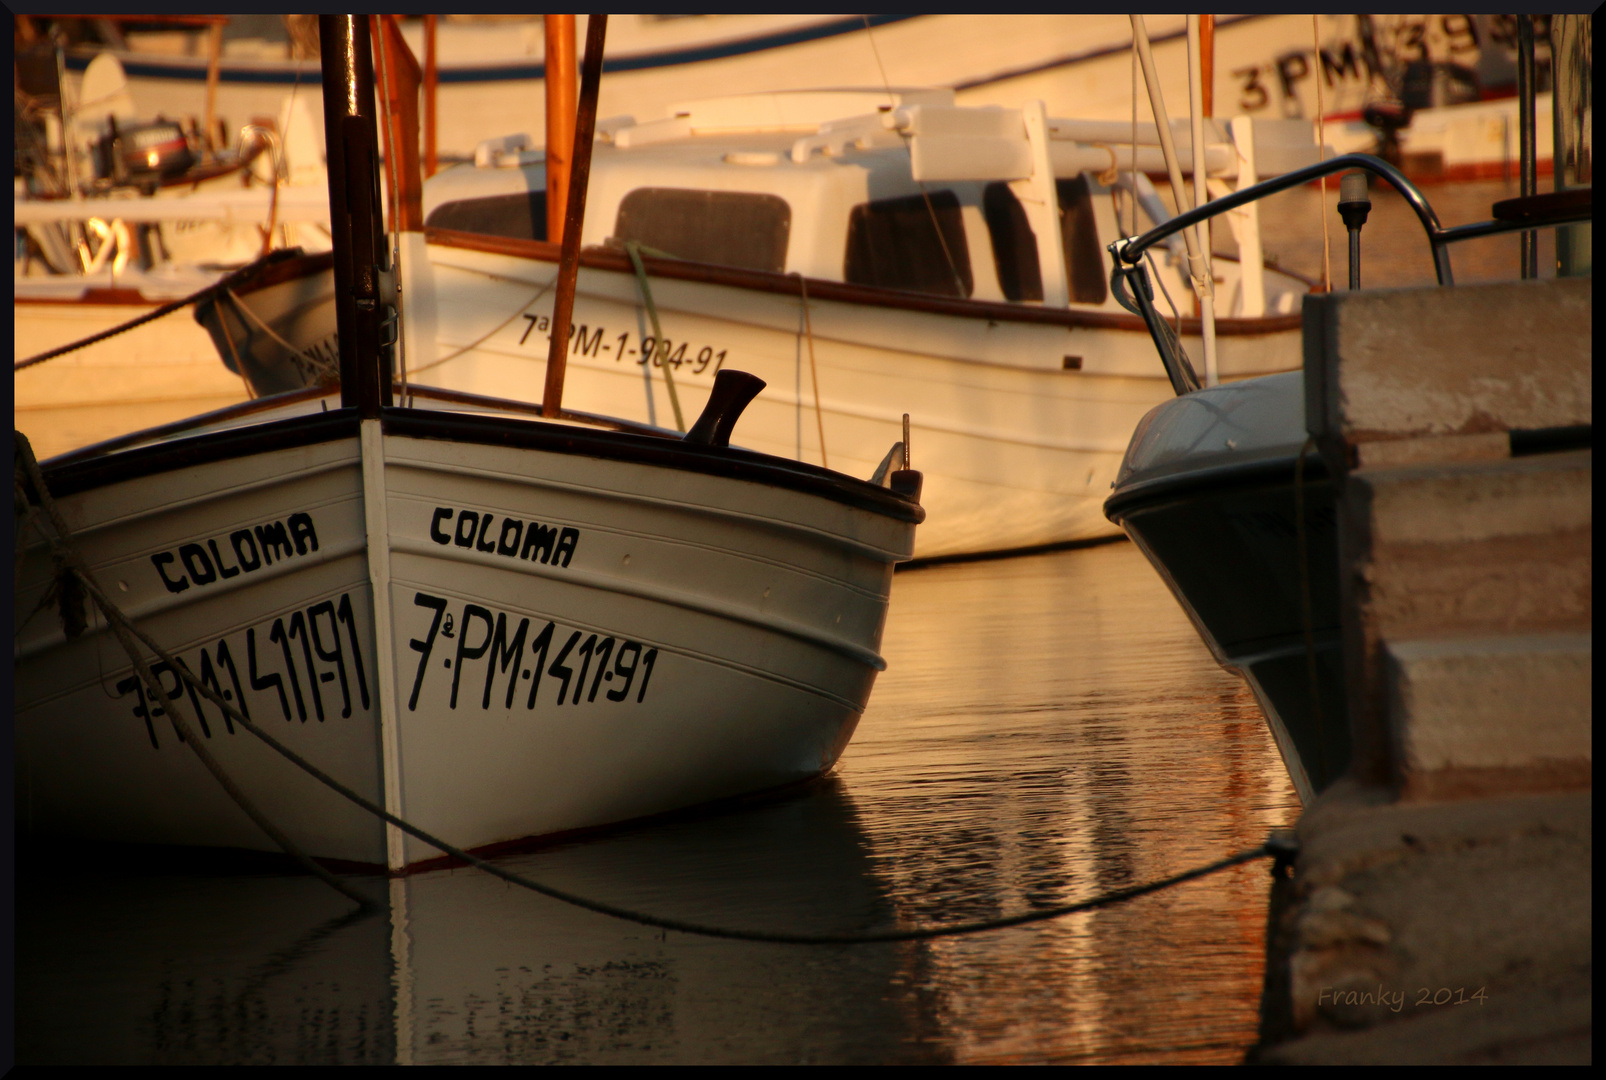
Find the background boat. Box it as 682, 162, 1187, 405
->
24, 15, 1553, 168
215, 75, 1326, 560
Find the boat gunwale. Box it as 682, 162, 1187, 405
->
381, 407, 925, 524
1103, 447, 1330, 523
33, 400, 926, 525
424, 227, 1307, 337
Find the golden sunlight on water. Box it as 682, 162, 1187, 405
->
17, 540, 1300, 1064
846, 540, 1301, 1064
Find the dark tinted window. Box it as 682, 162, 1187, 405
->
844, 190, 972, 298
614, 188, 790, 272
983, 182, 1043, 302
1056, 177, 1108, 306
424, 191, 547, 241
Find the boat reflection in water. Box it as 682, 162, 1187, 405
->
388, 780, 920, 1064
18, 542, 1298, 1064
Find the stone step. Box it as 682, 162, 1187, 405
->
1304, 276, 1591, 468
1385, 632, 1593, 799
1346, 450, 1591, 641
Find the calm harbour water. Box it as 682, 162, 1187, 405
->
16, 541, 1300, 1065
16, 175, 1542, 1065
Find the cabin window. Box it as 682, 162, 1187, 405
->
844, 191, 973, 298
1056, 177, 1108, 306
614, 188, 790, 272
983, 183, 1043, 302
424, 191, 547, 242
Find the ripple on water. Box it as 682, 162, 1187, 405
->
17, 540, 1299, 1064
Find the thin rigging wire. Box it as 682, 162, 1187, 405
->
861, 16, 969, 301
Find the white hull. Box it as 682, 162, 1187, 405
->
65, 15, 1490, 159
406, 239, 1303, 559
15, 403, 919, 869
13, 297, 254, 461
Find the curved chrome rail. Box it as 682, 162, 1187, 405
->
1107, 153, 1594, 397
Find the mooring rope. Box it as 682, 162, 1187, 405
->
13, 248, 309, 372
796, 273, 829, 470
14, 431, 376, 912
16, 428, 1281, 939
1295, 435, 1330, 786
624, 239, 686, 433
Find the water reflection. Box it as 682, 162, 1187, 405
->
16, 541, 1299, 1064
14, 848, 394, 1064
390, 779, 931, 1064
847, 541, 1298, 1063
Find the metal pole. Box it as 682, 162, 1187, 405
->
1338, 170, 1371, 290
541, 15, 607, 419
1517, 14, 1538, 279
1187, 15, 1217, 386
320, 14, 390, 417
1130, 17, 1212, 328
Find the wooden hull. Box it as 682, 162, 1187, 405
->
15, 405, 919, 869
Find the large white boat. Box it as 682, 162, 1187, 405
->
13, 16, 925, 873
218, 81, 1328, 560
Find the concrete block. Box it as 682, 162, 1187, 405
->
1345, 451, 1592, 641
1304, 277, 1592, 461
1386, 633, 1593, 798
1337, 451, 1591, 787
1357, 450, 1592, 547
1355, 431, 1509, 469
1255, 785, 1593, 1062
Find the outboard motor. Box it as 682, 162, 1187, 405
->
94, 117, 195, 187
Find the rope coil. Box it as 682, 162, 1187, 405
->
15, 428, 1280, 940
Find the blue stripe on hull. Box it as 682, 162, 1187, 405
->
64, 14, 922, 86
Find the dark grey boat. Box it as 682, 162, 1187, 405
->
1105, 372, 1345, 802
1101, 145, 1590, 803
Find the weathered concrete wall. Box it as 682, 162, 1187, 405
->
1256, 275, 1592, 1063
1303, 275, 1591, 459
1340, 450, 1592, 794
1304, 276, 1593, 795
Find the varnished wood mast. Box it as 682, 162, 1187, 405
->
545, 15, 578, 243
373, 14, 423, 232
542, 15, 608, 418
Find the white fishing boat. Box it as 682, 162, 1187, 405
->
14, 15, 924, 872
219, 67, 1334, 559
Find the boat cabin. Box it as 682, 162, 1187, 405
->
420, 89, 1316, 320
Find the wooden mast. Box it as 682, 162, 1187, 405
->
372, 14, 423, 232
423, 14, 438, 177
545, 15, 578, 243
540, 15, 607, 419
319, 14, 390, 416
